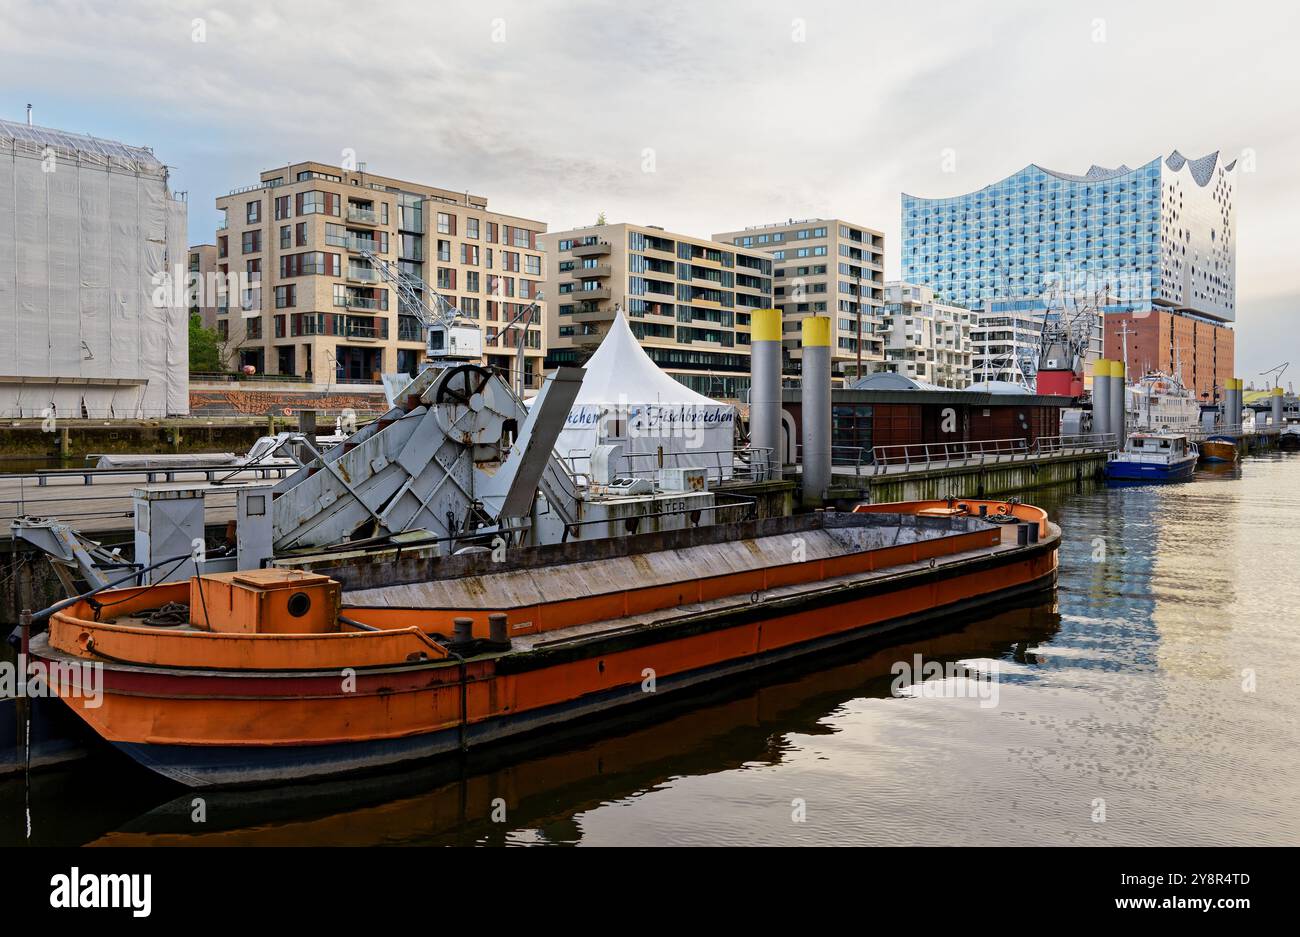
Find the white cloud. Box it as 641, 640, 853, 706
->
0, 0, 1295, 376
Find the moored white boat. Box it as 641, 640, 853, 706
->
1105, 431, 1198, 483
1126, 371, 1201, 432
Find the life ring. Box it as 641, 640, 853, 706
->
282, 407, 294, 416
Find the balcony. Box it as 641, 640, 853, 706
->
573, 286, 611, 302
571, 307, 616, 324
574, 263, 612, 278
344, 323, 380, 342
347, 266, 380, 284
344, 295, 388, 311
571, 241, 611, 258
346, 236, 382, 254
347, 206, 379, 226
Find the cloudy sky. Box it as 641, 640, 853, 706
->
2, 0, 1296, 381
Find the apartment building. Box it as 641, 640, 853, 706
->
970, 309, 1041, 385
214, 161, 547, 388
187, 244, 219, 330
543, 223, 773, 400
713, 218, 885, 381
878, 282, 974, 389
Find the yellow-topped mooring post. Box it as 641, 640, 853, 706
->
1092, 359, 1112, 441
749, 308, 783, 480
799, 316, 832, 509
1110, 357, 1126, 441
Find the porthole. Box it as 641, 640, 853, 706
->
287, 592, 312, 618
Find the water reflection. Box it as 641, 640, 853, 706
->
4, 454, 1298, 846
10, 603, 1060, 847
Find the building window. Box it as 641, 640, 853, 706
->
280, 251, 340, 278
297, 191, 339, 216
242, 230, 261, 254
525, 254, 541, 276
275, 285, 296, 308
217, 235, 228, 258
280, 225, 291, 249
466, 218, 479, 239
437, 212, 454, 235
246, 200, 260, 223
274, 196, 292, 220
296, 222, 307, 247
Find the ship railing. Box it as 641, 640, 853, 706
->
554, 446, 774, 487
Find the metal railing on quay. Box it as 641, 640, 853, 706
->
2, 408, 386, 425
0, 462, 296, 488
822, 433, 1120, 478
1184, 423, 1249, 441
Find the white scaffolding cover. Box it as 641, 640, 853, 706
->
0, 120, 188, 418
554, 310, 735, 478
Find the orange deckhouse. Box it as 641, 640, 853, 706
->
33, 500, 1058, 787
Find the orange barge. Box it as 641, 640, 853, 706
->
30, 500, 1058, 787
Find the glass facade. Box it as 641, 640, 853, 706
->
902, 152, 1236, 323
903, 159, 1162, 313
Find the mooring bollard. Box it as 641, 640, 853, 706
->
452, 616, 474, 646
488, 613, 510, 647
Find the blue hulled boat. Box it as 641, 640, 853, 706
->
1105, 432, 1198, 484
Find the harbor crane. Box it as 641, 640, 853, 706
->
1259, 361, 1289, 392
358, 247, 482, 370
359, 248, 540, 397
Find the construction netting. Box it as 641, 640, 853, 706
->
0, 119, 189, 418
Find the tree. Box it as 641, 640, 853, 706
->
595, 211, 607, 226
189, 314, 223, 372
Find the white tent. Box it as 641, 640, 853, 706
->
552, 311, 735, 480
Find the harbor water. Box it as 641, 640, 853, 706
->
4, 454, 1298, 846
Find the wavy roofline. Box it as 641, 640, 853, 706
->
903, 150, 1236, 201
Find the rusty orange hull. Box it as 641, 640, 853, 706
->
32, 502, 1059, 787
